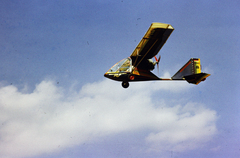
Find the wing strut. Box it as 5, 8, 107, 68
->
134, 39, 159, 68
133, 49, 139, 68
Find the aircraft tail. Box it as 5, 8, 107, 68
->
172, 58, 210, 85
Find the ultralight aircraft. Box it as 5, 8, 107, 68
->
104, 23, 210, 88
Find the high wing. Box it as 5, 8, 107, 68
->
130, 23, 174, 69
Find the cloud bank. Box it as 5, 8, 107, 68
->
0, 79, 217, 158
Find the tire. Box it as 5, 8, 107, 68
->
122, 81, 129, 88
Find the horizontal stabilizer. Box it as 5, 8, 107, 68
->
184, 73, 210, 85
172, 58, 210, 84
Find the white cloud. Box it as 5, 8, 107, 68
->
0, 79, 217, 158
146, 102, 217, 152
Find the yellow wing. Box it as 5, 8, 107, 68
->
131, 23, 174, 68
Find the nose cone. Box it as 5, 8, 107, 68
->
104, 72, 109, 78
104, 72, 115, 80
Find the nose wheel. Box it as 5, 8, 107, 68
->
122, 81, 129, 88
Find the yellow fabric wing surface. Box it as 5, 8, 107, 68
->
130, 23, 174, 67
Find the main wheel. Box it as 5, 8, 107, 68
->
122, 81, 129, 88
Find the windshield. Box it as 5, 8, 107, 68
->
107, 58, 132, 73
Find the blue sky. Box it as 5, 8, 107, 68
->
0, 0, 239, 158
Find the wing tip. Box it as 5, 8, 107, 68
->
151, 22, 174, 30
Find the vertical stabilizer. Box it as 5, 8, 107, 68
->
172, 58, 210, 84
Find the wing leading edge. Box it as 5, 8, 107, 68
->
130, 23, 174, 68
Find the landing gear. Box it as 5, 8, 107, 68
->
122, 81, 129, 88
